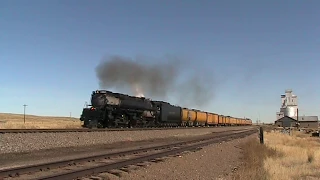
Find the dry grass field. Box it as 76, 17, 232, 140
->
0, 113, 83, 129
264, 130, 320, 180
234, 128, 320, 180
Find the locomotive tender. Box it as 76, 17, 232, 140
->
80, 90, 252, 128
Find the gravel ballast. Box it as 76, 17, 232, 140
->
0, 127, 250, 154
98, 133, 257, 180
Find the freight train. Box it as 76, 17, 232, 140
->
80, 90, 252, 128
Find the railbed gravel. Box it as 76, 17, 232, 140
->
96, 133, 257, 180
0, 127, 249, 154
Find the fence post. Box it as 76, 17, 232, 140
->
260, 126, 264, 144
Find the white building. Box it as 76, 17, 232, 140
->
276, 89, 298, 120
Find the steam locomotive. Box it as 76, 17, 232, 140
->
80, 90, 252, 128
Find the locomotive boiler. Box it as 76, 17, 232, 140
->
80, 90, 158, 128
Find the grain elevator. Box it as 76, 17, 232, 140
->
276, 89, 298, 120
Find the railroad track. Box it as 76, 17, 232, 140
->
0, 128, 257, 180
0, 126, 249, 134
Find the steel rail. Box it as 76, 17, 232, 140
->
38, 129, 256, 180
0, 129, 257, 180
0, 126, 251, 134
0, 129, 249, 177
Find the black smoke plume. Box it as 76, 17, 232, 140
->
95, 55, 215, 108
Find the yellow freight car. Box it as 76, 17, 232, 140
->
236, 118, 240, 126
207, 113, 214, 125
212, 113, 219, 125
230, 117, 236, 125
195, 110, 207, 125
206, 113, 218, 126
226, 116, 231, 126
181, 108, 196, 122
218, 115, 224, 125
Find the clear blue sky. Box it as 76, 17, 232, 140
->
1, 0, 320, 123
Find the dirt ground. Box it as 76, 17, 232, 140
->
0, 128, 257, 180
87, 134, 257, 180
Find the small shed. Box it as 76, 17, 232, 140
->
274, 116, 298, 128
297, 116, 319, 129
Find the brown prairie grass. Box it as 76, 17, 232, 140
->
263, 131, 320, 180
234, 130, 320, 180
0, 113, 83, 129
233, 136, 281, 180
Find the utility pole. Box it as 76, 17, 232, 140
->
23, 104, 28, 124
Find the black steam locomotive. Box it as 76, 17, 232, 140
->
80, 90, 161, 128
